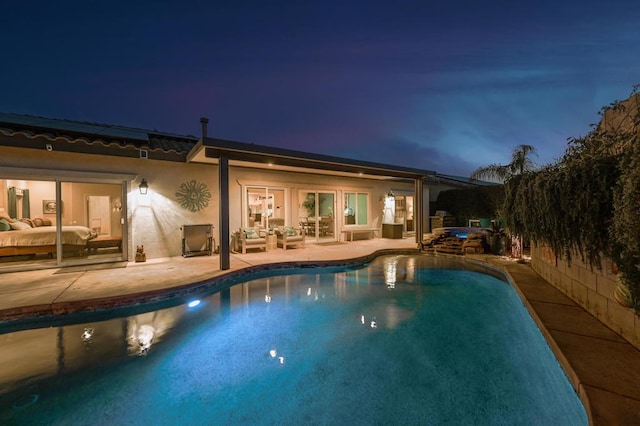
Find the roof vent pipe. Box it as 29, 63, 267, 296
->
200, 117, 209, 142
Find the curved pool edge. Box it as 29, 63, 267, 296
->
0, 248, 420, 326
457, 255, 592, 424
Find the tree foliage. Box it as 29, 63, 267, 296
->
471, 144, 537, 183
502, 85, 640, 311
435, 185, 504, 226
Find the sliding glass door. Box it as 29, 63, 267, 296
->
0, 177, 126, 270
245, 186, 286, 230
61, 181, 125, 262
299, 190, 336, 243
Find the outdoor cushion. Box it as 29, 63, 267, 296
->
244, 228, 260, 239
283, 226, 296, 236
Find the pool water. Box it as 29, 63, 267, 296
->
0, 255, 587, 425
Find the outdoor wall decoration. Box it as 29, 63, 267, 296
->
175, 180, 211, 212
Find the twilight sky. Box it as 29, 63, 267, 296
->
2, 1, 639, 176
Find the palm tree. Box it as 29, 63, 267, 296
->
471, 144, 537, 183
470, 144, 537, 258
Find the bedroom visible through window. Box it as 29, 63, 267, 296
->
0, 179, 57, 267
0, 178, 126, 269
61, 181, 124, 262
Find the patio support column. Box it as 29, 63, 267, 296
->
219, 155, 230, 270
414, 178, 424, 247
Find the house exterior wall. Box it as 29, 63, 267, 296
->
228, 167, 416, 234
129, 161, 218, 259
531, 243, 640, 350
1, 144, 421, 264
0, 145, 217, 261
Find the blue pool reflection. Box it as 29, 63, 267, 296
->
0, 255, 587, 425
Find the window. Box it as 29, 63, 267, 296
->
344, 192, 368, 225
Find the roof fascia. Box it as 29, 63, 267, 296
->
0, 131, 187, 162
203, 137, 434, 180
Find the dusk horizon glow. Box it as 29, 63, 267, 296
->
2, 1, 639, 176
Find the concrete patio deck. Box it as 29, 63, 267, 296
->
0, 237, 639, 425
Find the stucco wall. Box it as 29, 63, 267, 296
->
531, 243, 640, 350
230, 168, 411, 225
128, 161, 218, 259
0, 145, 218, 261
1, 144, 422, 263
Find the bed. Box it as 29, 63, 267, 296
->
0, 225, 98, 257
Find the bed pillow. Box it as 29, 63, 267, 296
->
0, 212, 13, 223
20, 218, 35, 228
33, 217, 44, 227
0, 219, 10, 232
10, 221, 31, 230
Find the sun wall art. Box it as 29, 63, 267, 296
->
175, 180, 212, 212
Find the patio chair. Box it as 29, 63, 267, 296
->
239, 227, 268, 254
276, 226, 305, 250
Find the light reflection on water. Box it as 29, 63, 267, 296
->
0, 255, 587, 425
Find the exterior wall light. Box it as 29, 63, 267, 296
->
139, 179, 149, 195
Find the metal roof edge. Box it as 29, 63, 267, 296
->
0, 112, 198, 144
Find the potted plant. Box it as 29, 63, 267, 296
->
302, 194, 315, 217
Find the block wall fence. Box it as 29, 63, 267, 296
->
531, 243, 640, 351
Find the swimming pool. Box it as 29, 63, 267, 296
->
0, 255, 587, 425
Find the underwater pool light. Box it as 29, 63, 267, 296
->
187, 299, 201, 308
81, 328, 94, 342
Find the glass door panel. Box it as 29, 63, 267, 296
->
406, 196, 415, 233
247, 187, 268, 229
299, 190, 336, 243
266, 189, 285, 229
300, 191, 316, 238
61, 182, 125, 263
246, 187, 286, 230
318, 192, 335, 242
0, 179, 58, 269
394, 195, 415, 235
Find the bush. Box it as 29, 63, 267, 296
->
435, 185, 504, 226
502, 86, 640, 311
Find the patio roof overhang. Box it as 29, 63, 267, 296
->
188, 137, 435, 181
188, 135, 430, 270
